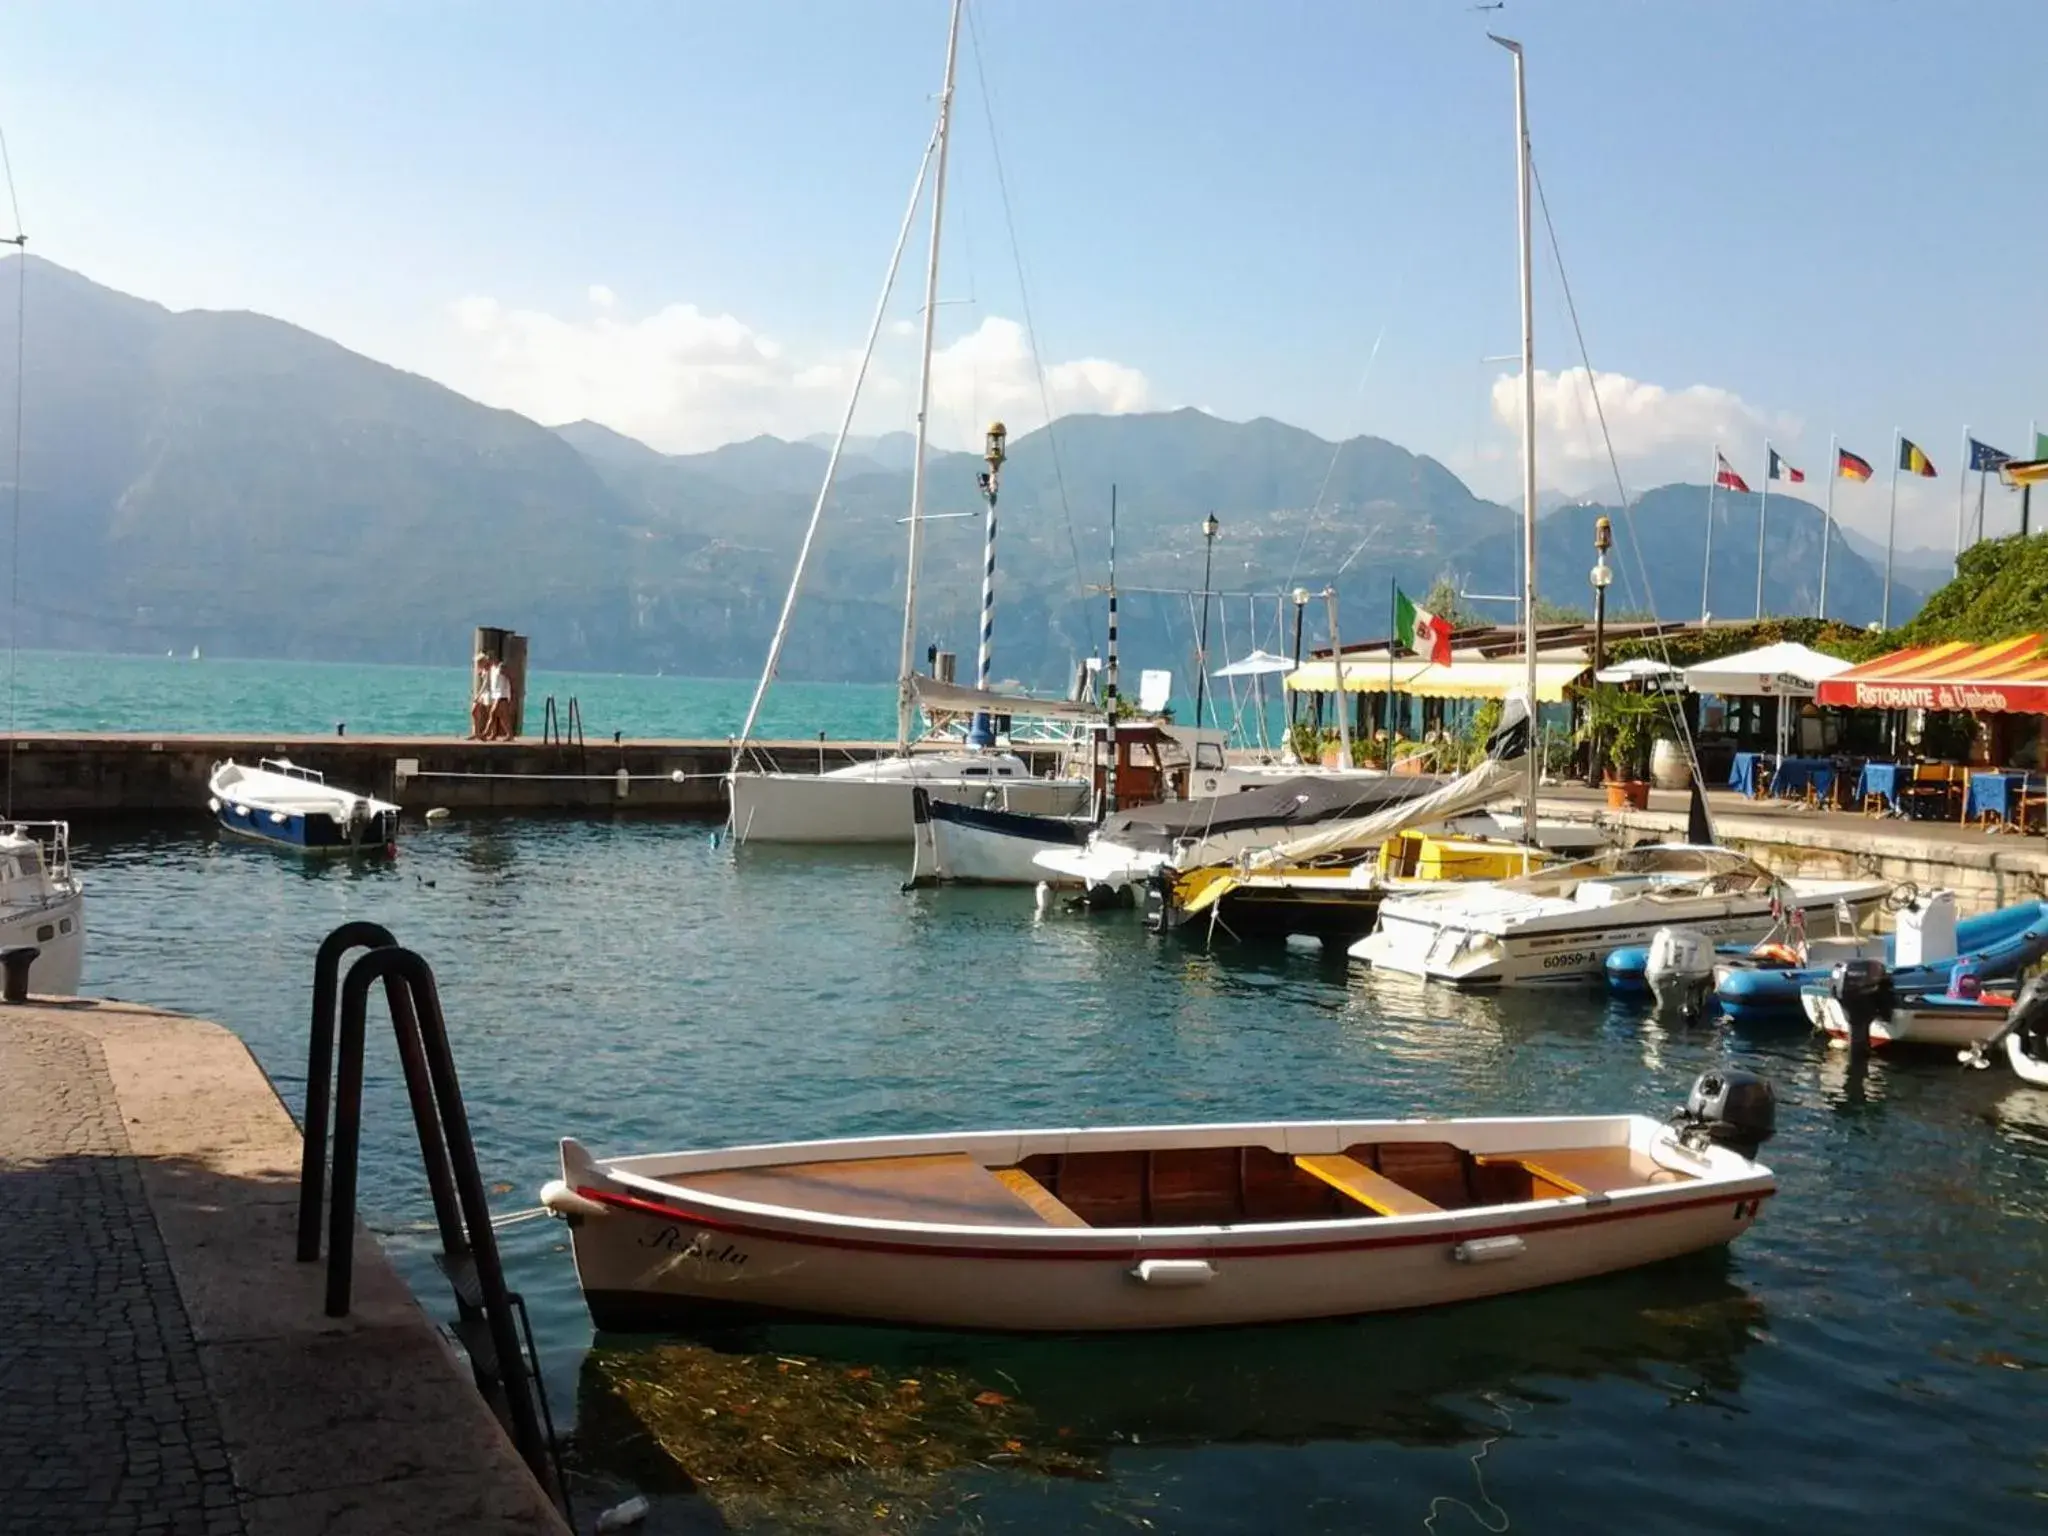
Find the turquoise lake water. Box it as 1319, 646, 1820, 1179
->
0, 648, 1295, 748
73, 806, 2048, 1533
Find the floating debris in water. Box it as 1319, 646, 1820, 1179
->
583, 1343, 1098, 1532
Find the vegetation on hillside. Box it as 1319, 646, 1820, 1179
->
1604, 617, 1872, 668
1878, 535, 2048, 649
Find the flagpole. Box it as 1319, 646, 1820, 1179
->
1976, 468, 1988, 544
1386, 574, 1397, 771
1883, 427, 1900, 630
1325, 588, 1351, 770
1755, 440, 1770, 619
1701, 441, 1717, 624
1956, 424, 1969, 570
1818, 431, 1836, 620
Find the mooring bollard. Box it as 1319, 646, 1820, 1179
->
0, 946, 40, 1002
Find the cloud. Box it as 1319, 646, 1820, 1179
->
1491, 367, 1792, 480
433, 290, 1152, 454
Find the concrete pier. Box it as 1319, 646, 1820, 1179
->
0, 998, 568, 1536
0, 733, 1065, 818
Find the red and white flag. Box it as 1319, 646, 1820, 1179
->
1714, 452, 1751, 494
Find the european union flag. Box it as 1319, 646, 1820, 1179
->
1969, 437, 2012, 472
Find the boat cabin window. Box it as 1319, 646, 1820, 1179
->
35, 923, 53, 942
58, 918, 71, 935
1194, 742, 1225, 770
0, 856, 20, 884
962, 767, 989, 777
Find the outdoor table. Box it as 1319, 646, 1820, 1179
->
1728, 752, 1771, 798
1967, 770, 2028, 826
1771, 756, 1837, 805
1856, 762, 1902, 813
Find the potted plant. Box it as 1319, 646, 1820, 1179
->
1579, 685, 1657, 809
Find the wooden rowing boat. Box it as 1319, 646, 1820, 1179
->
541, 1074, 1776, 1333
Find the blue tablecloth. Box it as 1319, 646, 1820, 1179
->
1856, 762, 1901, 811
1967, 771, 2028, 823
1770, 756, 1837, 803
1729, 752, 1770, 797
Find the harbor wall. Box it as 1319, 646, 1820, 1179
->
0, 733, 1068, 818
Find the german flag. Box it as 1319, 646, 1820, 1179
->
1836, 448, 1873, 482
1899, 438, 1937, 477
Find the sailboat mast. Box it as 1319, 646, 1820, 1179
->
1494, 33, 1539, 841
1102, 484, 1119, 817
895, 0, 964, 758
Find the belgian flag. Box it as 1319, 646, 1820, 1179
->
1898, 439, 1937, 477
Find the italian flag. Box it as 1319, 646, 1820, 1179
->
1395, 588, 1453, 665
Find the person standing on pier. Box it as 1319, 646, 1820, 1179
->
470, 652, 491, 739
484, 656, 514, 741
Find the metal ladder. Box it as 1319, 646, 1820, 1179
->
295, 922, 571, 1522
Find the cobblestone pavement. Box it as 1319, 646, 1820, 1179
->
0, 1016, 247, 1536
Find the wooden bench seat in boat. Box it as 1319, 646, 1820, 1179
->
1292, 1153, 1443, 1216
678, 1152, 1086, 1227
991, 1166, 1089, 1227
1476, 1145, 1691, 1195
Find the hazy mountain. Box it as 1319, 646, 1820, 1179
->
1837, 523, 1953, 588
0, 258, 1930, 688
803, 429, 919, 471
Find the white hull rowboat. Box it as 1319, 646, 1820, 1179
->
541, 1076, 1775, 1334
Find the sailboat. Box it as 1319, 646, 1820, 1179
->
725, 0, 1088, 845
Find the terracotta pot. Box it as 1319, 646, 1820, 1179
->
1605, 779, 1650, 810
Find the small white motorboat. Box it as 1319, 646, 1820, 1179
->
1810, 957, 2020, 1054
540, 1072, 1777, 1334
1353, 845, 1890, 988
0, 821, 84, 994
208, 758, 398, 855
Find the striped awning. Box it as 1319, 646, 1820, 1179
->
1813, 635, 2048, 714
1285, 657, 1586, 702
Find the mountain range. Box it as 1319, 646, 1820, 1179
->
0, 258, 1931, 686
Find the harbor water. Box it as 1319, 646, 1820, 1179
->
79, 811, 2048, 1532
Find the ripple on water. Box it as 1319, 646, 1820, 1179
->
78, 820, 2048, 1533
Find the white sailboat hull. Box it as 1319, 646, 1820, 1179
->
544, 1115, 1772, 1334
909, 797, 1088, 884
731, 767, 1089, 845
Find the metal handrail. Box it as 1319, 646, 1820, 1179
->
297, 921, 398, 1263
296, 926, 564, 1515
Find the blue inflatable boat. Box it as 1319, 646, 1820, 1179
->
1606, 900, 2048, 1021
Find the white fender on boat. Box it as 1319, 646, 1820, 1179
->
2007, 1029, 2048, 1086
1129, 1258, 1215, 1287
424, 807, 451, 822
539, 1179, 608, 1219
1453, 1235, 1527, 1264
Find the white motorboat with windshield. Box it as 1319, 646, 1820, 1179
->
0, 821, 84, 994
207, 758, 399, 854
1352, 845, 1891, 987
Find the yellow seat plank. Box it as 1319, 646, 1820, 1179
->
992, 1166, 1090, 1227
1293, 1153, 1442, 1217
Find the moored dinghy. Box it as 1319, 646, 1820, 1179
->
208, 758, 398, 854
540, 1072, 1776, 1333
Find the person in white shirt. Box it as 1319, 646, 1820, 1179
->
484, 658, 515, 740
470, 653, 491, 739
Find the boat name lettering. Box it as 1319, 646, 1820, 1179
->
637, 1225, 749, 1267
1852, 681, 2009, 712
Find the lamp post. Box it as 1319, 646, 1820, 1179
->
1193, 512, 1220, 729
1289, 586, 1311, 729
1587, 515, 1613, 787
966, 421, 1006, 749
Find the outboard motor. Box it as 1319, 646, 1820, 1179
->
1975, 972, 2048, 1081
1676, 1069, 1777, 1159
1829, 957, 1894, 1057
1644, 926, 1715, 1016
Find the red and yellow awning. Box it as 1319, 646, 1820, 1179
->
1815, 635, 2048, 713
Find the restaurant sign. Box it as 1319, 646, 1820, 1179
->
1818, 678, 2042, 714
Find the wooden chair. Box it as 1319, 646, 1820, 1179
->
2018, 775, 2048, 835
1898, 763, 1960, 822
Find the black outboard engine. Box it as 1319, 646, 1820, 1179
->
1829, 957, 1894, 1056
1676, 1068, 1777, 1158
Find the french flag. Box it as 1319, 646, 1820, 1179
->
1767, 448, 1805, 484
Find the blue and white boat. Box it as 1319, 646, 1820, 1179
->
208, 758, 398, 854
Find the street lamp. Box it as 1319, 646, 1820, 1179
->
1289, 586, 1312, 727
1193, 513, 1221, 729
1587, 515, 1614, 786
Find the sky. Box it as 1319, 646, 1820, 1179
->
0, 0, 2041, 550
